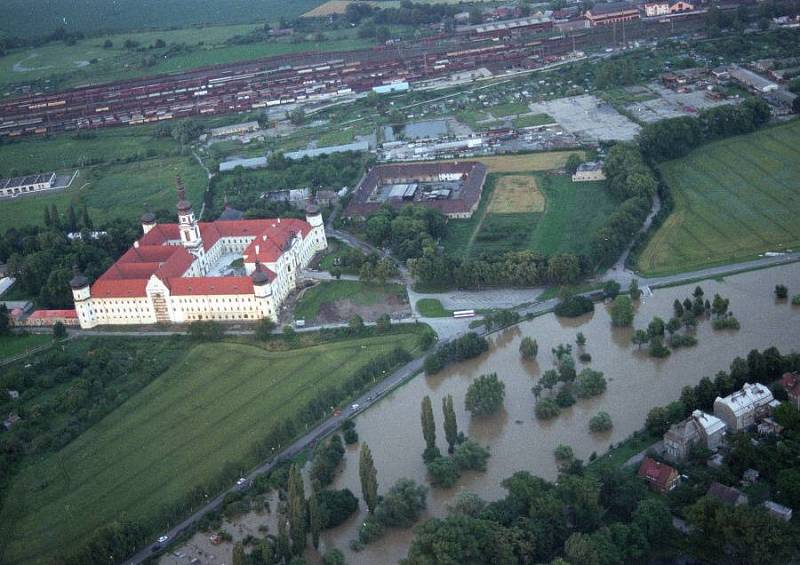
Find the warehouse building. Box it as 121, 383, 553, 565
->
0, 172, 56, 198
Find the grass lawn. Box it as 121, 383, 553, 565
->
490, 101, 530, 117
444, 173, 616, 259
432, 150, 586, 174
316, 239, 363, 275
0, 332, 423, 564
454, 110, 490, 130
294, 281, 406, 321
416, 298, 453, 317
0, 155, 205, 229
512, 113, 555, 129
0, 334, 53, 360
637, 120, 800, 276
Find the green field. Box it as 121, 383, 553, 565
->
0, 155, 206, 229
295, 281, 407, 321
0, 333, 422, 563
489, 101, 531, 117
512, 113, 555, 129
0, 28, 372, 92
0, 334, 53, 360
415, 298, 453, 317
637, 120, 800, 275
0, 0, 326, 38
444, 173, 616, 259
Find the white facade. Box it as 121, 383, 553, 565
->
71, 191, 326, 329
713, 383, 775, 431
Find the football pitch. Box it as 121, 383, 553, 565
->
637, 120, 800, 275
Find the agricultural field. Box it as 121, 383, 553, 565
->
512, 113, 556, 129
444, 172, 615, 258
0, 26, 372, 92
0, 0, 326, 38
637, 120, 800, 275
489, 101, 531, 117
459, 150, 585, 173
294, 281, 408, 324
0, 331, 424, 564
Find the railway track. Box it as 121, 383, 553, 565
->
0, 14, 708, 138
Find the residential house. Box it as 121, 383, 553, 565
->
664, 410, 725, 461
780, 372, 800, 409
572, 161, 607, 182
707, 482, 749, 506
3, 413, 20, 431
670, 1, 694, 13
742, 468, 760, 486
637, 457, 680, 493
713, 383, 775, 431
644, 2, 670, 17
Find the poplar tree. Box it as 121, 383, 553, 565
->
359, 443, 379, 513
67, 204, 78, 232
50, 204, 60, 228
420, 395, 436, 452
309, 493, 321, 549
287, 464, 306, 554
232, 542, 245, 565
443, 395, 458, 454
276, 511, 291, 563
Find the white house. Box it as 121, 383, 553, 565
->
713, 383, 775, 431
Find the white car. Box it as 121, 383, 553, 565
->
351, 403, 360, 410
236, 477, 247, 486
157, 535, 169, 543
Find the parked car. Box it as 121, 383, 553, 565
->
236, 477, 247, 486
158, 535, 169, 543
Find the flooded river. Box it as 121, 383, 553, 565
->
312, 263, 800, 563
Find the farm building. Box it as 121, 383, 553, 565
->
0, 172, 56, 198
345, 161, 488, 219
713, 383, 777, 431
585, 2, 639, 26
572, 161, 606, 182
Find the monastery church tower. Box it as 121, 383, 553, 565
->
176, 176, 203, 257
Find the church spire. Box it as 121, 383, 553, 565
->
176, 175, 192, 213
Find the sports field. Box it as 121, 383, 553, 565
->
0, 332, 422, 564
444, 173, 615, 258
637, 120, 800, 275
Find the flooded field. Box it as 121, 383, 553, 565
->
314, 263, 800, 563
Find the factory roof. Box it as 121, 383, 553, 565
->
588, 1, 637, 15
0, 172, 56, 190
284, 141, 369, 160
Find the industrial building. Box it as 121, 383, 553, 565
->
729, 65, 779, 93
210, 121, 260, 137
585, 2, 639, 25
0, 172, 56, 198
345, 161, 488, 219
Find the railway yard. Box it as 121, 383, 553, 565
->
0, 13, 711, 139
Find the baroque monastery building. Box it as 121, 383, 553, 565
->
70, 178, 327, 328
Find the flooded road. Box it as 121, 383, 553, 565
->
314, 263, 800, 563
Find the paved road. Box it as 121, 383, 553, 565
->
125, 354, 428, 564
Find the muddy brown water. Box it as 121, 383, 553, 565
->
308, 264, 800, 564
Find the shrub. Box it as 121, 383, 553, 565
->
315, 489, 359, 529
579, 352, 592, 363
554, 295, 595, 318
648, 337, 671, 358
670, 334, 698, 348
452, 439, 490, 471
188, 320, 225, 341
519, 336, 538, 360
712, 316, 741, 330
554, 444, 574, 461
426, 456, 461, 488
534, 398, 561, 420
424, 333, 488, 375
775, 284, 788, 299
464, 373, 505, 416
574, 368, 607, 398
254, 318, 276, 340
555, 387, 576, 408
792, 294, 800, 305
589, 411, 613, 432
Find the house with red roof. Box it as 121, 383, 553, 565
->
70, 177, 327, 328
637, 457, 680, 493
780, 372, 800, 410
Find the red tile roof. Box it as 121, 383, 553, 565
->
28, 309, 78, 319
781, 372, 800, 398
637, 457, 678, 490
88, 218, 309, 298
